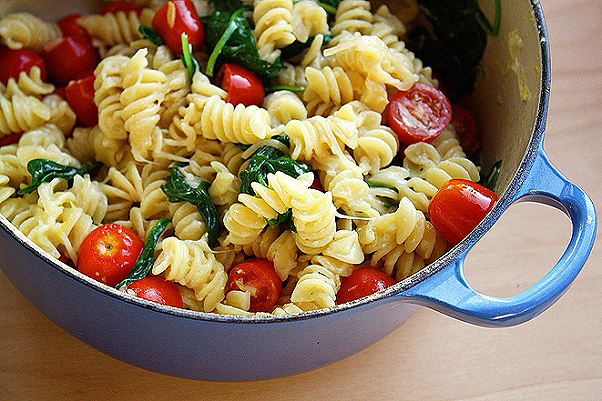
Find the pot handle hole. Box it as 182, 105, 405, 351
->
396, 148, 597, 327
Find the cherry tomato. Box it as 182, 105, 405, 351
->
310, 174, 324, 191
216, 64, 265, 106
65, 73, 98, 127
152, 0, 204, 55
53, 86, 67, 100
127, 276, 184, 308
0, 132, 24, 147
428, 179, 499, 245
388, 83, 452, 145
0, 47, 47, 85
77, 224, 144, 286
336, 268, 396, 304
101, 2, 142, 15
226, 259, 282, 312
57, 14, 89, 38
451, 104, 480, 153
42, 35, 100, 86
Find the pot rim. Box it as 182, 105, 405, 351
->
0, 0, 551, 325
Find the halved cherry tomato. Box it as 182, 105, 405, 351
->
127, 276, 184, 308
65, 73, 98, 127
451, 104, 480, 153
0, 47, 47, 85
101, 2, 142, 15
77, 224, 144, 286
428, 179, 499, 245
152, 0, 204, 54
388, 83, 452, 145
41, 35, 100, 86
310, 174, 324, 191
226, 259, 282, 312
336, 268, 396, 304
57, 14, 89, 38
216, 64, 265, 106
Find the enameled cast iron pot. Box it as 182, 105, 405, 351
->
0, 0, 597, 381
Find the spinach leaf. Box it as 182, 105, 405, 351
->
209, 0, 244, 13
279, 34, 332, 61
115, 218, 170, 290
139, 25, 164, 46
160, 162, 221, 247
203, 8, 284, 81
239, 135, 312, 196
181, 33, 201, 82
408, 0, 501, 98
18, 159, 103, 195
317, 0, 342, 15
267, 208, 296, 232
479, 160, 502, 191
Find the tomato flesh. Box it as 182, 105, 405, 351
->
0, 132, 24, 147
0, 47, 47, 85
226, 259, 282, 312
451, 104, 480, 153
428, 179, 499, 245
57, 14, 89, 38
336, 268, 396, 304
101, 2, 142, 15
152, 0, 204, 55
42, 35, 100, 86
77, 224, 144, 286
388, 83, 452, 145
128, 276, 184, 308
217, 64, 265, 107
65, 73, 98, 127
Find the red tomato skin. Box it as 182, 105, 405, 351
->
77, 224, 144, 287
58, 14, 89, 38
451, 104, 480, 153
226, 259, 282, 312
101, 2, 142, 15
128, 276, 184, 308
0, 132, 24, 147
388, 83, 452, 145
42, 35, 100, 86
428, 179, 499, 245
152, 0, 204, 54
65, 73, 98, 127
0, 47, 47, 85
217, 64, 265, 106
336, 268, 396, 304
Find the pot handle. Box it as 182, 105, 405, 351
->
396, 148, 597, 327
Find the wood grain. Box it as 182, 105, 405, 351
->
1, 0, 601, 399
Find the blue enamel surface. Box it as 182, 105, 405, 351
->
397, 145, 597, 327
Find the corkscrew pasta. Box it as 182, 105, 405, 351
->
0, 0, 492, 316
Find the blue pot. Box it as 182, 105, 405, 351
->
0, 0, 596, 381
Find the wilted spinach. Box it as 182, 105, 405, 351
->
18, 159, 102, 195
160, 163, 221, 247
408, 0, 501, 98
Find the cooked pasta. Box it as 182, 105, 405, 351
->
0, 0, 492, 316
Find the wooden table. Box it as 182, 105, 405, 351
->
1, 0, 600, 399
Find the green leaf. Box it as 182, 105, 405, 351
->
279, 34, 332, 61
267, 209, 296, 232
239, 135, 311, 196
18, 159, 103, 195
139, 25, 164, 46
265, 85, 306, 94
160, 163, 221, 247
366, 180, 397, 191
115, 218, 170, 290
317, 0, 342, 14
480, 160, 502, 191
181, 33, 200, 82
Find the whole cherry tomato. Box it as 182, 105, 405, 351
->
152, 0, 204, 55
216, 64, 265, 107
226, 259, 282, 312
428, 179, 499, 245
388, 83, 452, 145
77, 224, 144, 286
57, 14, 89, 38
0, 47, 47, 85
451, 104, 480, 153
101, 2, 142, 15
41, 35, 100, 86
65, 72, 98, 127
336, 268, 396, 304
127, 276, 184, 308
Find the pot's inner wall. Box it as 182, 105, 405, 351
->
468, 0, 544, 195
